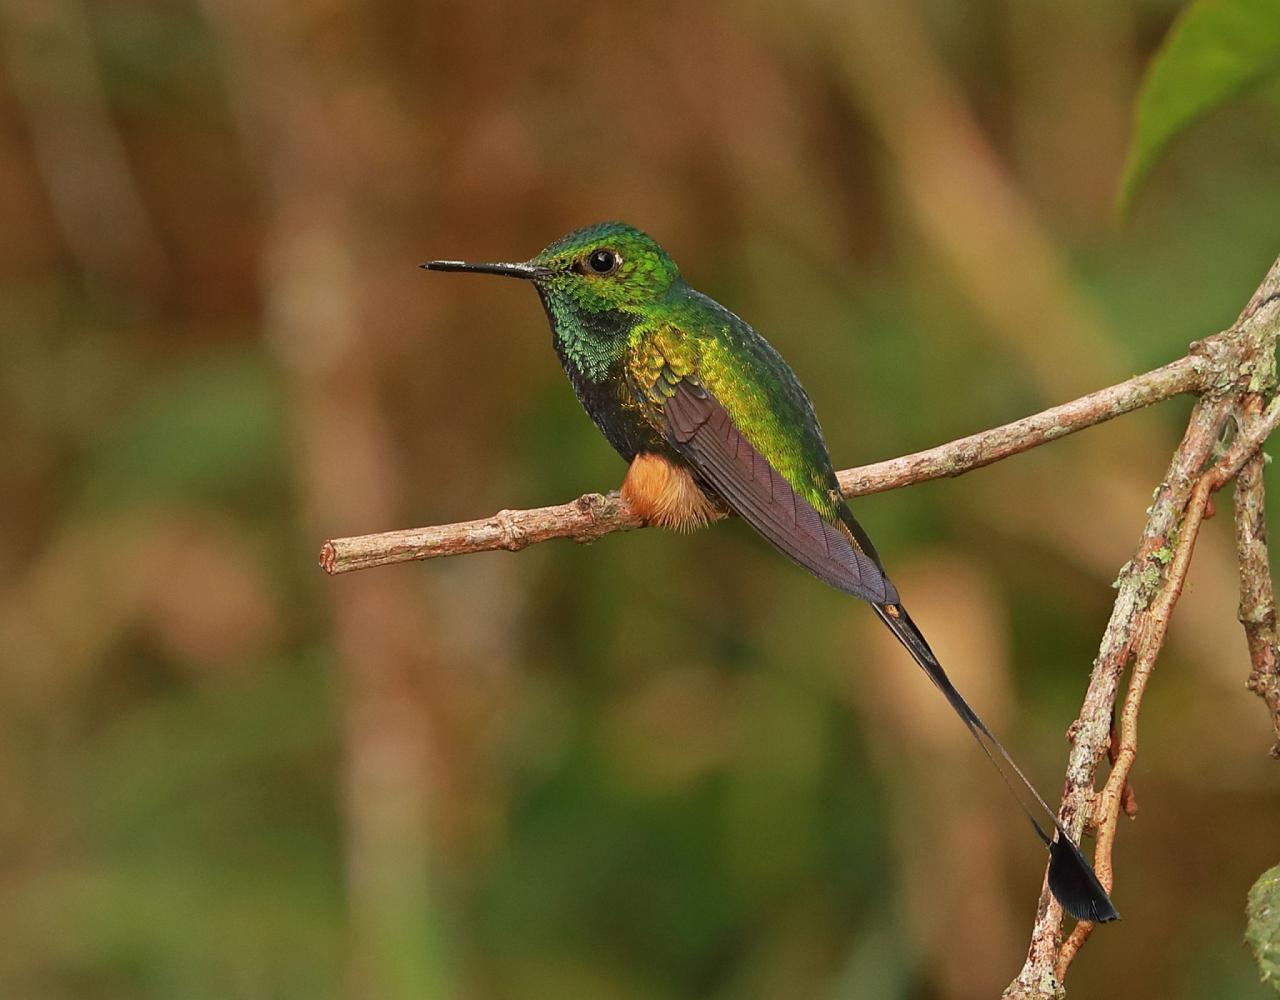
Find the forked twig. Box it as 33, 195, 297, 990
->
1005, 261, 1280, 999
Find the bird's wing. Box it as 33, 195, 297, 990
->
661, 377, 897, 605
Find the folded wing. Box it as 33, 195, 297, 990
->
662, 379, 897, 605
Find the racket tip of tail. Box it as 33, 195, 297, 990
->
1048, 835, 1120, 923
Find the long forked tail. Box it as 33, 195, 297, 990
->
872, 602, 1119, 923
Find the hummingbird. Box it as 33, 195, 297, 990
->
423, 222, 1118, 923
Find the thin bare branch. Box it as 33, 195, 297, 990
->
320, 354, 1208, 575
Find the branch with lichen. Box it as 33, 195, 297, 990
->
1233, 399, 1280, 760
1004, 259, 1280, 1000
318, 257, 1280, 998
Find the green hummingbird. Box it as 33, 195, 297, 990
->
423, 222, 1118, 923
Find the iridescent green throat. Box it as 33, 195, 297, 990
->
535, 286, 642, 383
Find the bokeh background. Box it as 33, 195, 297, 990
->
3, 1, 1279, 997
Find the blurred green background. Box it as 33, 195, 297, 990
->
3, 1, 1279, 998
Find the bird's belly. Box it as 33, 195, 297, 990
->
622, 453, 721, 531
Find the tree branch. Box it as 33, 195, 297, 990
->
319, 354, 1208, 575
1004, 259, 1280, 1000
1233, 401, 1280, 759
1055, 466, 1218, 981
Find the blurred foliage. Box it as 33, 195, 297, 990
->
2, 1, 1280, 999
76, 352, 287, 512
1120, 0, 1280, 211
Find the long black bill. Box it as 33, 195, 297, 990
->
420, 260, 550, 280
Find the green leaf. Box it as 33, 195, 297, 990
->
1247, 863, 1280, 993
1119, 0, 1280, 213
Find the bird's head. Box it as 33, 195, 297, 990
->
423, 223, 682, 380
422, 222, 680, 314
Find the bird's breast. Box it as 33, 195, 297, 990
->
550, 338, 666, 462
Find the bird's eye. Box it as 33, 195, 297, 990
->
586, 248, 620, 276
